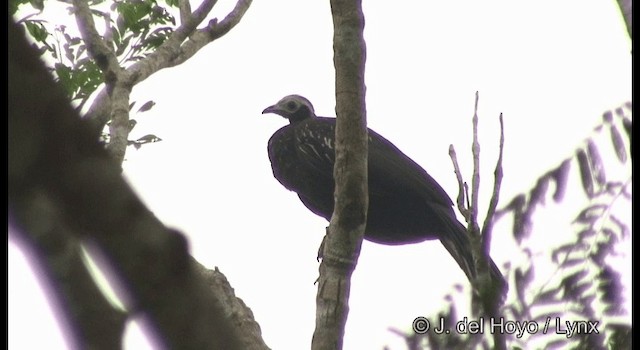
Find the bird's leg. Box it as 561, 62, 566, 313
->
317, 226, 329, 261
314, 227, 331, 285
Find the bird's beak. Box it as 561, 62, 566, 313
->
262, 105, 278, 115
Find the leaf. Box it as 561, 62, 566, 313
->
64, 42, 74, 62
76, 44, 86, 60
137, 100, 156, 113
567, 281, 592, 301
135, 134, 163, 145
609, 215, 630, 239
577, 229, 596, 242
54, 63, 74, 97
559, 258, 584, 269
116, 0, 154, 34
560, 269, 588, 295
549, 159, 570, 202
90, 9, 109, 19
597, 267, 624, 306
534, 289, 560, 304
600, 227, 619, 242
602, 110, 613, 123
143, 27, 173, 50
530, 176, 549, 207
622, 117, 631, 150
9, 0, 29, 16
29, 0, 44, 11
605, 181, 623, 195
576, 149, 594, 198
24, 21, 49, 43
607, 323, 632, 348
573, 204, 607, 224
514, 265, 534, 296
115, 35, 133, 57
551, 242, 588, 263
586, 140, 606, 187
129, 120, 137, 132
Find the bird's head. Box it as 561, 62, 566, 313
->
262, 95, 316, 123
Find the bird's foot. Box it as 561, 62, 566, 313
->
317, 228, 328, 261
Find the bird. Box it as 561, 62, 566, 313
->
262, 94, 506, 295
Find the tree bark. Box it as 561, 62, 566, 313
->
312, 0, 368, 349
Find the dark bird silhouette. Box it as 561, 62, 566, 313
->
263, 94, 506, 293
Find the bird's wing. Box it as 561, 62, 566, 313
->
293, 118, 337, 179
367, 128, 454, 208
294, 117, 453, 208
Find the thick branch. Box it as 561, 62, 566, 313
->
312, 1, 368, 349
106, 83, 132, 167
72, 0, 119, 73
10, 201, 126, 349
83, 87, 111, 137
178, 0, 192, 25
9, 19, 264, 350
73, 0, 132, 163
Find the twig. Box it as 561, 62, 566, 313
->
481, 113, 504, 253
470, 91, 481, 233
169, 0, 253, 67
449, 144, 471, 221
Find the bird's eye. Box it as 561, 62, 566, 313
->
286, 101, 297, 110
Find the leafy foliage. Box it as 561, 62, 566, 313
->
390, 102, 631, 349
110, 0, 176, 62
13, 0, 178, 149
14, 0, 176, 107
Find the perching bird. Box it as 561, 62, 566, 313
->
262, 94, 506, 293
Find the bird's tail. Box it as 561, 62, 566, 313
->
436, 210, 508, 299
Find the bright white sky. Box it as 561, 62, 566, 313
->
9, 1, 631, 349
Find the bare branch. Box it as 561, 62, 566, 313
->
449, 144, 471, 221
172, 0, 219, 43
208, 0, 253, 41
169, 0, 253, 67
470, 91, 481, 232
481, 113, 504, 253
